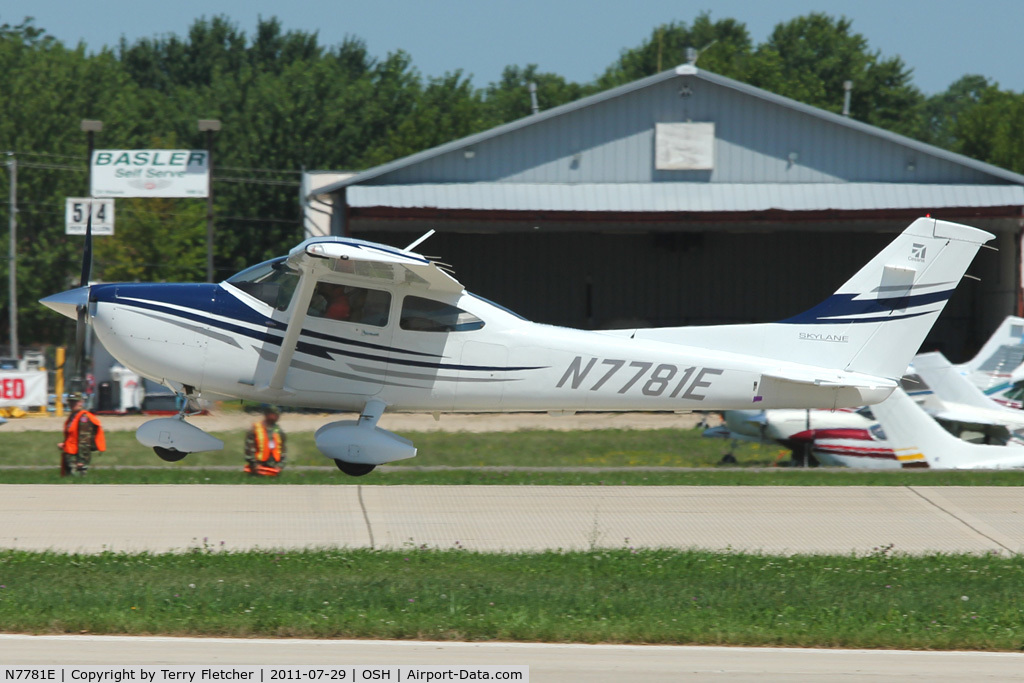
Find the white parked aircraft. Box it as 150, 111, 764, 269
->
41, 217, 992, 475
808, 352, 1024, 469
871, 388, 1024, 470
702, 407, 873, 465
955, 315, 1024, 393
702, 350, 1017, 465
912, 351, 1024, 432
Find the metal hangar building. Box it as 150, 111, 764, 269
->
311, 64, 1024, 359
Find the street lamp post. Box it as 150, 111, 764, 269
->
79, 120, 102, 291
80, 119, 103, 194
7, 152, 16, 359
198, 119, 221, 283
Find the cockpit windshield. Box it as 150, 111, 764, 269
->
226, 257, 299, 311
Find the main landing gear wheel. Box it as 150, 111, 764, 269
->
334, 460, 375, 477
154, 447, 189, 462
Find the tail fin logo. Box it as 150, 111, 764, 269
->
910, 243, 927, 262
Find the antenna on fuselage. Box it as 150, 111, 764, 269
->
404, 229, 436, 252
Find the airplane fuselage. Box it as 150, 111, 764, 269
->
40, 220, 996, 472
87, 280, 889, 414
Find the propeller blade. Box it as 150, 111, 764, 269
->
73, 306, 87, 391
80, 201, 93, 288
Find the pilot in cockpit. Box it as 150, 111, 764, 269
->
309, 283, 350, 321
323, 284, 351, 320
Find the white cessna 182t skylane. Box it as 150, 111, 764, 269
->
42, 217, 992, 476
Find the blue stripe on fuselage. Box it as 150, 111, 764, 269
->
780, 289, 954, 325
91, 283, 541, 373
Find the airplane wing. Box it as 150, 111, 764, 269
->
291, 238, 464, 295
929, 403, 1024, 430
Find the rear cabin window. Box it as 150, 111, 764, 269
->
400, 296, 484, 332
308, 282, 391, 327
226, 258, 299, 312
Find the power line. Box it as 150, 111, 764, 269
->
218, 165, 302, 175
9, 151, 83, 161
2, 202, 300, 225
219, 215, 300, 224
216, 176, 300, 187
16, 161, 85, 172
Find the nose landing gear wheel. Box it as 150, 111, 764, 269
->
334, 460, 375, 476
154, 447, 188, 462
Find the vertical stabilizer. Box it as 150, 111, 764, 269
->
787, 218, 993, 379
912, 351, 1005, 411
635, 218, 995, 383
955, 315, 1024, 391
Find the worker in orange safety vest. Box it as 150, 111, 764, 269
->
244, 405, 286, 476
60, 394, 106, 477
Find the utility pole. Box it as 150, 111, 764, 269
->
6, 153, 16, 359
198, 119, 221, 283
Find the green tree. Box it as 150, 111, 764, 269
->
947, 86, 1024, 175
364, 70, 487, 164
597, 13, 754, 88
917, 75, 995, 148
93, 198, 206, 282
0, 17, 148, 345
752, 13, 923, 135
482, 64, 594, 124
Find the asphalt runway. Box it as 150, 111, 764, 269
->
1, 635, 1023, 681
1, 484, 1022, 555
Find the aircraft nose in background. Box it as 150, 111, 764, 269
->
39, 286, 90, 321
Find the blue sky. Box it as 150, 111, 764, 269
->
12, 0, 1024, 95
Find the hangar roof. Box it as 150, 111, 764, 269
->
316, 64, 1024, 201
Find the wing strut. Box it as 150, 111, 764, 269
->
265, 271, 319, 392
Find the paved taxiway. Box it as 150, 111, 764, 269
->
2, 635, 1023, 681
1, 484, 1021, 554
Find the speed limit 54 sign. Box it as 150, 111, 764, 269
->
66, 198, 115, 235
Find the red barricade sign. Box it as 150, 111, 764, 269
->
0, 372, 47, 407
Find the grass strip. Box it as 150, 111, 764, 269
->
5, 428, 1024, 485
0, 547, 1022, 650
7, 427, 761, 469
3, 467, 1024, 486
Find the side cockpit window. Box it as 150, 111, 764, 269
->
308, 282, 391, 327
400, 296, 484, 332
226, 258, 299, 312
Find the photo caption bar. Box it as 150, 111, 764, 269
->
0, 667, 528, 683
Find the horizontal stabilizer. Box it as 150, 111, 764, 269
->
756, 372, 894, 410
